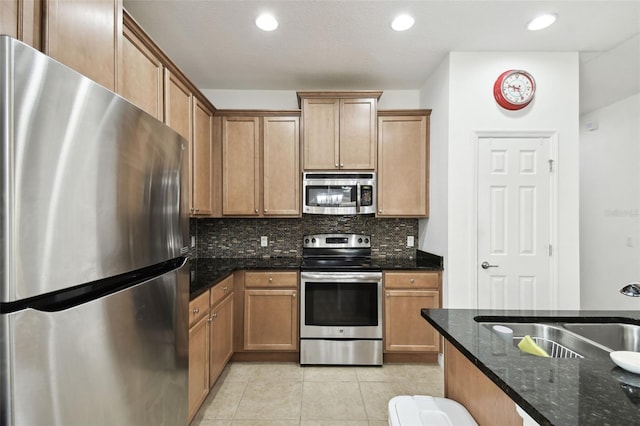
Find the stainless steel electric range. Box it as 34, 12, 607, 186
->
300, 234, 383, 365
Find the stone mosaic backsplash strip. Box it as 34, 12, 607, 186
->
192, 216, 418, 259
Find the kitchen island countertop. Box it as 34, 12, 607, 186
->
422, 308, 640, 425
189, 250, 443, 298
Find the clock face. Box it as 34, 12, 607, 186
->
494, 70, 536, 110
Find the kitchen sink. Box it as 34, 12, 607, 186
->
562, 323, 640, 352
481, 322, 610, 359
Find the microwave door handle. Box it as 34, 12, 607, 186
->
356, 182, 361, 213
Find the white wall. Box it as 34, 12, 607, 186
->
580, 93, 640, 310
201, 89, 419, 110
418, 55, 450, 305
420, 52, 581, 309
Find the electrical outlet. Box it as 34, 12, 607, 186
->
261, 236, 268, 247
407, 236, 415, 247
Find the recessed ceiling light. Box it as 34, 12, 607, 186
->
391, 14, 414, 31
256, 13, 278, 31
527, 13, 557, 31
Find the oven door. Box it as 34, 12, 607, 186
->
300, 271, 382, 339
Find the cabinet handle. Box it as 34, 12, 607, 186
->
207, 316, 213, 322
378, 209, 382, 213
255, 209, 258, 213
212, 313, 217, 318
192, 308, 199, 315
340, 163, 344, 168
386, 291, 390, 297
223, 286, 228, 292
335, 163, 339, 168
292, 292, 296, 298
410, 278, 415, 284
269, 277, 273, 282
264, 209, 268, 213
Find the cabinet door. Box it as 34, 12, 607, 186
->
244, 289, 298, 351
384, 289, 440, 352
164, 70, 192, 140
43, 0, 121, 91
1, 0, 41, 48
164, 70, 193, 215
377, 114, 429, 217
210, 293, 233, 386
188, 314, 210, 421
119, 24, 163, 119
222, 116, 260, 216
302, 98, 339, 170
263, 116, 300, 216
339, 98, 376, 170
192, 98, 214, 215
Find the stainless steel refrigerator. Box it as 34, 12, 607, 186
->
0, 36, 190, 425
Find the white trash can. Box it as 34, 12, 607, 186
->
388, 395, 478, 426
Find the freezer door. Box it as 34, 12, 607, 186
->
0, 36, 189, 303
1, 261, 189, 426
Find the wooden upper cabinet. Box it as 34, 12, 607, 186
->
119, 18, 163, 119
164, 70, 192, 141
339, 98, 377, 169
219, 112, 301, 218
43, 0, 121, 91
377, 110, 431, 217
298, 91, 381, 170
1, 0, 41, 49
263, 116, 300, 216
222, 116, 260, 216
192, 98, 214, 215
301, 98, 339, 170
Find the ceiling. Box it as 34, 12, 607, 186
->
124, 1, 640, 113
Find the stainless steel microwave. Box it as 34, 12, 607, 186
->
302, 172, 376, 215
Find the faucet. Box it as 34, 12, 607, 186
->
620, 282, 640, 297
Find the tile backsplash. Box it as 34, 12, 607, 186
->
192, 216, 418, 259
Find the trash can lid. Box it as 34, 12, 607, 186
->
388, 395, 478, 426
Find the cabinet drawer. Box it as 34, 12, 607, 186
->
211, 275, 234, 307
245, 271, 298, 288
189, 290, 209, 327
384, 272, 439, 289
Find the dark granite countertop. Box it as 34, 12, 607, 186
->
190, 250, 443, 298
421, 308, 640, 426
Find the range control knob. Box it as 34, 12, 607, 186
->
358, 238, 363, 243
311, 238, 316, 243
304, 238, 309, 244
364, 238, 369, 244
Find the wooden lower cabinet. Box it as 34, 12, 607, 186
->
188, 275, 234, 421
384, 271, 441, 357
188, 300, 209, 421
243, 271, 298, 351
445, 341, 521, 425
209, 291, 233, 386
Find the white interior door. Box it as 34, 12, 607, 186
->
477, 136, 554, 309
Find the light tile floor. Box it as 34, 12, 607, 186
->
190, 362, 444, 426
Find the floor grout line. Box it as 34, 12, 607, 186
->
192, 363, 444, 426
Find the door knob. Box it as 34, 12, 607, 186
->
481, 261, 499, 269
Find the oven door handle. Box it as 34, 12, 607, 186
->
301, 271, 382, 281
356, 182, 361, 213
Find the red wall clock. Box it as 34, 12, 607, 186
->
493, 69, 536, 110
